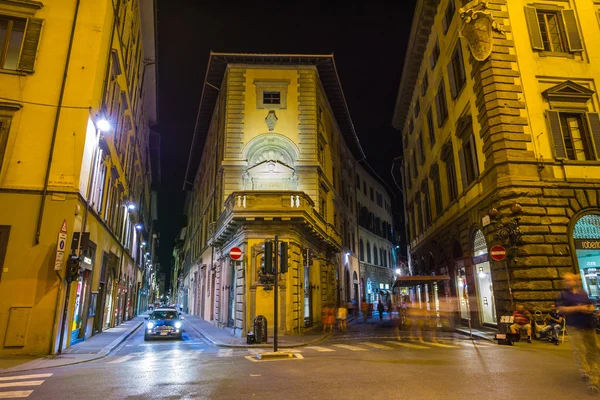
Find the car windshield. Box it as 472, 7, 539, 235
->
150, 311, 178, 320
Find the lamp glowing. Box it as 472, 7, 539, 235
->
127, 203, 136, 211
135, 224, 143, 230
395, 268, 401, 275
96, 118, 111, 132
141, 241, 146, 247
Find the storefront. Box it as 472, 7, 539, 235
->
359, 263, 394, 305
70, 246, 95, 345
472, 230, 496, 326
573, 214, 600, 301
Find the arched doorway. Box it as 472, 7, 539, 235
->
573, 214, 600, 300
473, 230, 496, 325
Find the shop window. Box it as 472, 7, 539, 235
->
524, 6, 582, 54
0, 15, 43, 72
448, 42, 466, 100
574, 214, 600, 300
473, 230, 496, 325
435, 80, 448, 127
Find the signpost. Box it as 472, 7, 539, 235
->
229, 247, 242, 261
490, 245, 507, 261
54, 220, 67, 271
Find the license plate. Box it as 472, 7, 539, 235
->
495, 334, 506, 339
160, 332, 168, 336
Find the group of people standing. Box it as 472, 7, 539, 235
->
321, 304, 348, 333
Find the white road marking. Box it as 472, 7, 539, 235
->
0, 390, 34, 398
0, 374, 52, 382
384, 340, 430, 349
247, 349, 265, 356
0, 381, 44, 388
359, 342, 393, 350
217, 349, 233, 357
250, 374, 261, 377
426, 341, 460, 349
332, 344, 367, 351
107, 355, 135, 364
305, 346, 335, 352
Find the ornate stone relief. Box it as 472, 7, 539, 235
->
459, 0, 504, 62
265, 110, 278, 131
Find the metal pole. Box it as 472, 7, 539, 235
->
57, 280, 71, 354
504, 260, 514, 310
274, 234, 279, 353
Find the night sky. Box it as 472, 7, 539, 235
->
155, 1, 416, 275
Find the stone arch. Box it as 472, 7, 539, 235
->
569, 210, 600, 297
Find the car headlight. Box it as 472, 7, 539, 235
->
174, 321, 182, 329
147, 321, 154, 329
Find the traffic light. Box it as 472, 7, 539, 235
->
261, 241, 273, 274
280, 242, 288, 274
66, 254, 81, 283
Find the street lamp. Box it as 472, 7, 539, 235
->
127, 203, 136, 211
96, 118, 111, 132
135, 224, 143, 230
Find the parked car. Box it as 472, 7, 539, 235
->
144, 308, 184, 340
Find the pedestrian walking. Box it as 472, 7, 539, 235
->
557, 272, 599, 395
337, 304, 348, 332
377, 300, 385, 321
361, 300, 369, 323
327, 304, 336, 332
322, 304, 330, 332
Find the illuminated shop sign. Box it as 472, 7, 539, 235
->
575, 240, 600, 250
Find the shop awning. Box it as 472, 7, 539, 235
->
393, 275, 451, 288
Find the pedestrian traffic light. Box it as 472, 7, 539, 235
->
261, 241, 273, 274
66, 254, 81, 283
280, 241, 288, 274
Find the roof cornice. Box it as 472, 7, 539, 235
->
392, 0, 440, 130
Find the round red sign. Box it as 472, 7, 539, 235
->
490, 245, 507, 261
229, 247, 243, 260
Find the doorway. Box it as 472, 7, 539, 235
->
473, 230, 496, 325
228, 261, 236, 327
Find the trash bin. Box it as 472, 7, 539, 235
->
254, 315, 268, 344
246, 331, 255, 344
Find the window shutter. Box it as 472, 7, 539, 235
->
470, 135, 479, 177
546, 110, 567, 159
435, 93, 443, 128
18, 18, 44, 73
587, 112, 600, 160
0, 117, 12, 170
448, 60, 457, 99
458, 148, 468, 190
524, 7, 544, 50
561, 10, 583, 52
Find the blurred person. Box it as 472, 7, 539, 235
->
337, 304, 348, 332
558, 272, 599, 395
361, 300, 369, 323
541, 304, 564, 345
377, 300, 385, 321
407, 306, 424, 342
510, 305, 533, 343
322, 304, 330, 332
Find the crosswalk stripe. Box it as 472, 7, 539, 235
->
305, 346, 335, 352
0, 380, 45, 389
0, 374, 52, 382
384, 340, 430, 349
425, 341, 460, 349
107, 355, 135, 364
247, 349, 265, 356
217, 349, 233, 357
0, 391, 34, 398
332, 344, 367, 351
359, 342, 393, 350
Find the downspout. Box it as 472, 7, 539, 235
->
48, 0, 80, 354
353, 158, 365, 303
35, 0, 81, 245
209, 84, 221, 323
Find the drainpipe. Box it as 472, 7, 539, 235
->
35, 0, 81, 245
353, 158, 365, 304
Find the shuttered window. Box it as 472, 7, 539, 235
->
524, 6, 582, 53
430, 164, 443, 216
448, 42, 466, 100
422, 180, 432, 226
0, 16, 43, 72
427, 108, 435, 145
443, 150, 458, 202
430, 39, 440, 69
0, 117, 11, 173
459, 135, 479, 188
442, 0, 456, 34
414, 99, 420, 118
546, 110, 600, 161
435, 80, 448, 127
418, 134, 425, 165
421, 72, 429, 97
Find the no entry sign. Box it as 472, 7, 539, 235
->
490, 245, 507, 261
229, 247, 243, 260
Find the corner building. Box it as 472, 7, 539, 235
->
0, 0, 158, 355
393, 0, 600, 329
183, 53, 371, 336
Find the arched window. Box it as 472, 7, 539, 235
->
373, 245, 379, 265
359, 239, 364, 261
383, 250, 388, 267
367, 242, 371, 263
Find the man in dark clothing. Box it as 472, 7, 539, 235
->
557, 272, 599, 395
541, 304, 564, 345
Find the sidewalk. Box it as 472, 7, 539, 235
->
0, 313, 146, 374
182, 314, 331, 348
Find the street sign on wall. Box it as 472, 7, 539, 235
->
229, 247, 243, 260
490, 245, 507, 261
54, 219, 67, 271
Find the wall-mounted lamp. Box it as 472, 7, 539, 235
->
96, 118, 111, 132
135, 224, 143, 230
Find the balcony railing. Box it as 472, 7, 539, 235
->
210, 191, 342, 248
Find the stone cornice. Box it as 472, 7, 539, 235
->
0, 0, 43, 10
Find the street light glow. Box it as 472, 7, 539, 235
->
96, 118, 111, 132
135, 224, 143, 230
141, 241, 147, 247
128, 203, 136, 211
395, 268, 401, 275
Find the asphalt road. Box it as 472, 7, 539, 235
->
0, 325, 591, 400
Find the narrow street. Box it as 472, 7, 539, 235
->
0, 322, 589, 400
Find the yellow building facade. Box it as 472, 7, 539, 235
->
0, 0, 157, 355
393, 0, 600, 328
183, 53, 368, 336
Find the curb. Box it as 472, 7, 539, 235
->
454, 329, 494, 342
185, 319, 332, 349
0, 321, 143, 375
